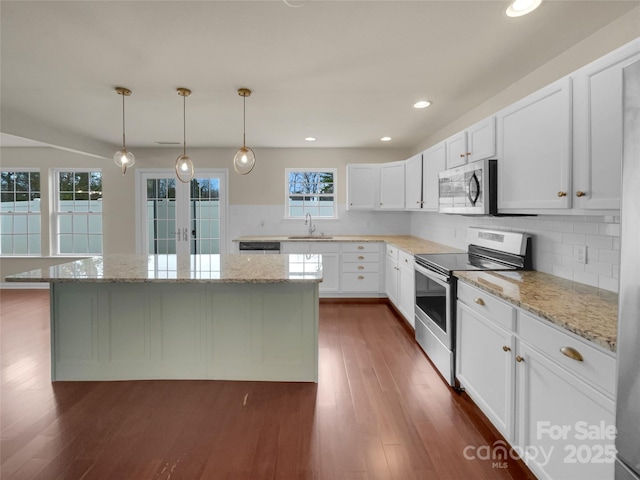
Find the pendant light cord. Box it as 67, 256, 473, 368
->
243, 94, 246, 148
122, 92, 126, 150
183, 94, 187, 156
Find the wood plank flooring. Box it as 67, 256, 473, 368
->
0, 290, 536, 479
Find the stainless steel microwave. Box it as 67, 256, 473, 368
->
438, 159, 497, 215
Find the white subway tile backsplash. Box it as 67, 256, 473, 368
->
410, 212, 620, 293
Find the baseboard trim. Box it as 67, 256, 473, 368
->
1, 282, 50, 290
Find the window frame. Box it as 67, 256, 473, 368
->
284, 168, 338, 219
0, 168, 42, 256
51, 168, 103, 256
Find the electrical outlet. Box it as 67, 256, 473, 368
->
575, 245, 587, 264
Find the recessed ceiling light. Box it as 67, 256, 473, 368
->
305, 137, 316, 142
381, 136, 392, 142
414, 100, 431, 109
506, 0, 542, 17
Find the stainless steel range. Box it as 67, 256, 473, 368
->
414, 227, 532, 387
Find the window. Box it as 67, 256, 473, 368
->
53, 169, 103, 255
285, 169, 336, 218
0, 170, 41, 255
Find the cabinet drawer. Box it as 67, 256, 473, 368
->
281, 242, 310, 254
386, 243, 399, 260
341, 262, 379, 273
457, 281, 515, 331
341, 242, 381, 254
308, 243, 340, 253
398, 249, 414, 268
341, 252, 380, 263
518, 311, 616, 397
341, 272, 380, 292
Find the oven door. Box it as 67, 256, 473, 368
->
414, 262, 456, 386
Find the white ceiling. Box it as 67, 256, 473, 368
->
1, 0, 638, 153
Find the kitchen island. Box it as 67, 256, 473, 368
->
6, 254, 322, 382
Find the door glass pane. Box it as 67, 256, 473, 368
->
147, 178, 177, 254
190, 177, 220, 254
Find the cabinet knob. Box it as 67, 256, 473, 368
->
416, 200, 420, 204
474, 297, 485, 306
404, 258, 408, 263
515, 355, 525, 363
358, 275, 364, 280
557, 191, 567, 197
350, 202, 353, 206
459, 153, 465, 158
358, 266, 364, 270
358, 246, 364, 250
466, 152, 471, 156
358, 255, 365, 260
502, 345, 511, 352
380, 202, 383, 206
560, 346, 584, 362
576, 191, 587, 197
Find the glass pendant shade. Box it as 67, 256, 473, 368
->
113, 148, 135, 175
175, 154, 195, 183
233, 146, 256, 175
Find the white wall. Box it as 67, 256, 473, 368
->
410, 212, 620, 292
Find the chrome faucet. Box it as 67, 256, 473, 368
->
304, 212, 316, 236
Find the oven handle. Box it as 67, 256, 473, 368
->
414, 262, 451, 286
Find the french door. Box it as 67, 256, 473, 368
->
137, 169, 228, 254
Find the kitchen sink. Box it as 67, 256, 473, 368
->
287, 235, 333, 240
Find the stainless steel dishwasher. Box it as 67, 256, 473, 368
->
238, 241, 281, 254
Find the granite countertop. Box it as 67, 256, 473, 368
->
455, 270, 618, 352
234, 235, 464, 255
5, 254, 323, 284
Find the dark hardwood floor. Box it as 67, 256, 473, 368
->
0, 289, 535, 479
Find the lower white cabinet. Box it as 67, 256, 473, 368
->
385, 244, 415, 327
341, 242, 383, 294
456, 281, 616, 480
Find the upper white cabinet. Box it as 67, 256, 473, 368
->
422, 141, 446, 211
497, 77, 573, 210
572, 39, 640, 210
446, 131, 468, 169
379, 161, 405, 210
445, 116, 496, 169
346, 164, 379, 210
404, 153, 423, 210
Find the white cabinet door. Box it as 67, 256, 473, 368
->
281, 242, 339, 295
347, 164, 379, 210
379, 161, 405, 210
404, 154, 423, 210
422, 142, 446, 211
385, 246, 399, 305
497, 77, 572, 210
446, 131, 468, 169
573, 39, 640, 210
517, 342, 616, 480
456, 302, 515, 442
467, 116, 496, 163
397, 251, 415, 328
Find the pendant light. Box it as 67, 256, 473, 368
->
233, 88, 256, 175
175, 88, 195, 183
113, 87, 135, 175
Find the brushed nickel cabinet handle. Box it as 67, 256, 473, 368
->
576, 191, 586, 197
557, 191, 567, 197
516, 355, 524, 363
474, 297, 485, 306
502, 345, 511, 352
560, 346, 584, 362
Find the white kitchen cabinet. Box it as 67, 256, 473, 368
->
497, 77, 572, 210
422, 141, 446, 211
379, 161, 405, 210
572, 39, 640, 210
340, 242, 382, 294
516, 342, 615, 480
457, 283, 516, 442
404, 153, 423, 210
281, 242, 340, 295
456, 281, 616, 480
446, 131, 468, 169
346, 164, 379, 210
385, 244, 399, 305
397, 250, 415, 328
445, 117, 496, 170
